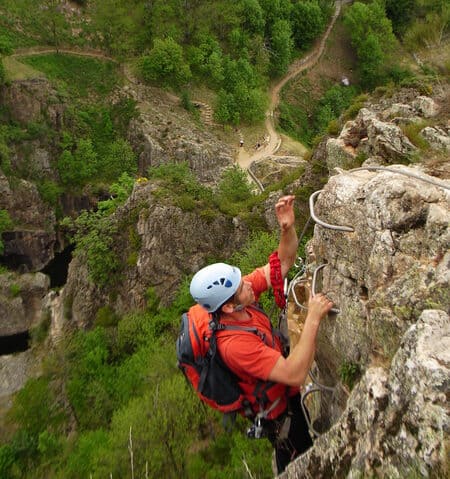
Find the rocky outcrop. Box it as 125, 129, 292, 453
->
284, 165, 449, 477
0, 271, 50, 336
0, 349, 40, 438
325, 90, 448, 172
283, 310, 448, 479
61, 180, 251, 327
129, 115, 233, 183
0, 172, 56, 271
250, 156, 307, 189
420, 126, 450, 152
121, 84, 233, 184
0, 78, 65, 127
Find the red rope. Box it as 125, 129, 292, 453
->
269, 251, 286, 309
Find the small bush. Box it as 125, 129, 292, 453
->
9, 283, 21, 297
339, 361, 361, 390
342, 95, 368, 120
402, 122, 430, 150
95, 305, 120, 328
37, 180, 63, 207
30, 310, 51, 345
327, 119, 340, 135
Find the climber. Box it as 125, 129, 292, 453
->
190, 195, 333, 473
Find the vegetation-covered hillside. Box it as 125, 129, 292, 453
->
0, 0, 448, 478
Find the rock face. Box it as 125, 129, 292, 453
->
282, 310, 449, 479
61, 180, 251, 327
284, 166, 449, 478
0, 78, 65, 127
122, 84, 234, 184
0, 272, 50, 336
325, 90, 448, 173
0, 172, 56, 271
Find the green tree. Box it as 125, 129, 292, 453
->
214, 89, 235, 124
291, 0, 325, 49
241, 0, 265, 34
8, 377, 64, 437
65, 328, 115, 429
0, 35, 13, 55
358, 32, 385, 88
385, 0, 418, 34
92, 0, 147, 56
0, 59, 5, 86
187, 34, 224, 84
38, 0, 69, 50
104, 376, 205, 478
98, 139, 137, 182
57, 139, 97, 187
344, 1, 396, 88
217, 165, 253, 205
259, 0, 292, 30
140, 37, 192, 88
270, 19, 293, 76
63, 430, 110, 479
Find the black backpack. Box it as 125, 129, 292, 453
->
176, 303, 288, 418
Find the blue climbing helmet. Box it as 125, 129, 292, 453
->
190, 263, 241, 312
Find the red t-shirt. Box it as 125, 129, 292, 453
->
217, 267, 298, 419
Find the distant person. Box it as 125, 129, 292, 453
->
239, 139, 244, 147
189, 195, 333, 473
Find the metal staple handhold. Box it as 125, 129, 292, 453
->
312, 263, 340, 314
309, 190, 354, 232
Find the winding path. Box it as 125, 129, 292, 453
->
9, 0, 345, 186
237, 0, 344, 175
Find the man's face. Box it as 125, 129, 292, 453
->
232, 279, 255, 308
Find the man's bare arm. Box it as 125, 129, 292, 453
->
268, 293, 333, 387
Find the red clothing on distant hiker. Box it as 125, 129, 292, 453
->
217, 267, 298, 419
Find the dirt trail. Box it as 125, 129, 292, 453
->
9, 1, 344, 178
10, 46, 115, 62
237, 0, 343, 171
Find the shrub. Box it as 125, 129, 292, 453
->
9, 283, 20, 297
402, 122, 430, 150
0, 59, 5, 86
29, 310, 51, 345
37, 180, 63, 207
94, 305, 120, 328
139, 37, 192, 88
339, 361, 361, 390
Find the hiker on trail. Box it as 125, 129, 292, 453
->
189, 195, 334, 474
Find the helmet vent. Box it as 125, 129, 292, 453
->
207, 278, 233, 289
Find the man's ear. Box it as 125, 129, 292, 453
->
221, 302, 235, 314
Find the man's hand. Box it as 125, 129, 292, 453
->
307, 293, 334, 324
275, 195, 296, 232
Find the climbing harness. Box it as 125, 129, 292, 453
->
247, 397, 282, 439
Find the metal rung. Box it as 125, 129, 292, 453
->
309, 190, 354, 232
311, 264, 340, 314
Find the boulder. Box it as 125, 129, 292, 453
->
420, 126, 450, 152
